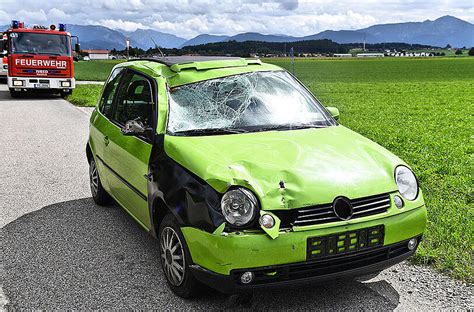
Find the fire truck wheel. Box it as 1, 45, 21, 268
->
9, 89, 21, 98
60, 91, 72, 98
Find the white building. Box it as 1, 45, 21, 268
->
356, 53, 385, 58
85, 50, 109, 60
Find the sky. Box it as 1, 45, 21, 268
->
0, 0, 472, 39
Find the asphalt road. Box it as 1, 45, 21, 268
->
0, 84, 472, 310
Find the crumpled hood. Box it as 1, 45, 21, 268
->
164, 125, 404, 210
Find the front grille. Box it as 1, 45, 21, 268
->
273, 193, 391, 228
232, 236, 418, 286
307, 225, 384, 260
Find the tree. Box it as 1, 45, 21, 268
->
455, 49, 462, 55
468, 47, 474, 56
445, 44, 451, 49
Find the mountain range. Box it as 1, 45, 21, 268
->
2, 15, 473, 50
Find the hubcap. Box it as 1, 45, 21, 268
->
89, 160, 99, 196
160, 227, 185, 286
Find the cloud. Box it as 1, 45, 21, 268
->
274, 0, 298, 10
100, 19, 149, 32
15, 9, 47, 24
0, 10, 10, 25
48, 8, 71, 21
0, 0, 472, 38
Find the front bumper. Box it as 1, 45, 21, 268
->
8, 76, 75, 90
182, 205, 427, 291
190, 236, 420, 293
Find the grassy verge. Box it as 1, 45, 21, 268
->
74, 60, 125, 81
265, 57, 473, 281
66, 84, 103, 107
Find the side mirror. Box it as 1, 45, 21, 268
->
75, 43, 81, 54
326, 106, 340, 120
121, 119, 151, 136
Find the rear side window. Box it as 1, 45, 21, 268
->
112, 72, 154, 128
100, 68, 123, 117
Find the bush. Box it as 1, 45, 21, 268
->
468, 47, 474, 56
455, 49, 462, 55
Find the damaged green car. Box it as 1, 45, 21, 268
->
87, 56, 427, 298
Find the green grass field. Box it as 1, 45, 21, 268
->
74, 60, 124, 81
69, 57, 474, 281
66, 84, 103, 106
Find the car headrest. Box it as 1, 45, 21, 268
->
127, 80, 151, 102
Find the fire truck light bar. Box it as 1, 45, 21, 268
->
12, 20, 19, 29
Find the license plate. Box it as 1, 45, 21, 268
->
307, 225, 384, 260
34, 83, 49, 89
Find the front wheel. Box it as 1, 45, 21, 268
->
60, 90, 72, 98
89, 159, 111, 205
9, 88, 21, 98
159, 214, 200, 298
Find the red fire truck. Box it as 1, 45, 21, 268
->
4, 21, 80, 98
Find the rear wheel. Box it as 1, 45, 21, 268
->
89, 159, 111, 205
159, 214, 200, 298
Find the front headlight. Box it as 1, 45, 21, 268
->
395, 166, 418, 200
221, 188, 258, 227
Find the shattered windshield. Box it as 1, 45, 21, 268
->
168, 71, 334, 135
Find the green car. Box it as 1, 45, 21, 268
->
87, 56, 427, 298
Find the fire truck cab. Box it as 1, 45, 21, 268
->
5, 21, 79, 98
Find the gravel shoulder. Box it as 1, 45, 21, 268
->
0, 84, 472, 310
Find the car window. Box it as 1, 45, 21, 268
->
112, 71, 154, 128
100, 68, 124, 117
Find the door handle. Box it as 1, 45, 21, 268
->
104, 136, 109, 146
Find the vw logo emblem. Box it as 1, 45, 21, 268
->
333, 197, 353, 220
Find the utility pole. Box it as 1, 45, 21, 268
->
126, 37, 130, 60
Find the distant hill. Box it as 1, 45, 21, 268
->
67, 24, 127, 50
181, 15, 474, 47
359, 15, 474, 47
122, 29, 186, 49
227, 32, 295, 43
179, 34, 230, 47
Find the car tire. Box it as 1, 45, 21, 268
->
9, 89, 20, 98
89, 159, 111, 205
159, 214, 200, 298
60, 91, 72, 98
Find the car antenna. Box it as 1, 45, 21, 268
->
151, 37, 164, 58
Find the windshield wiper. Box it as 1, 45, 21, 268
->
254, 123, 327, 132
38, 52, 62, 56
172, 128, 249, 136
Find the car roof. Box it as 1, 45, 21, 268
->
138, 56, 263, 73
122, 56, 282, 87
142, 56, 242, 66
